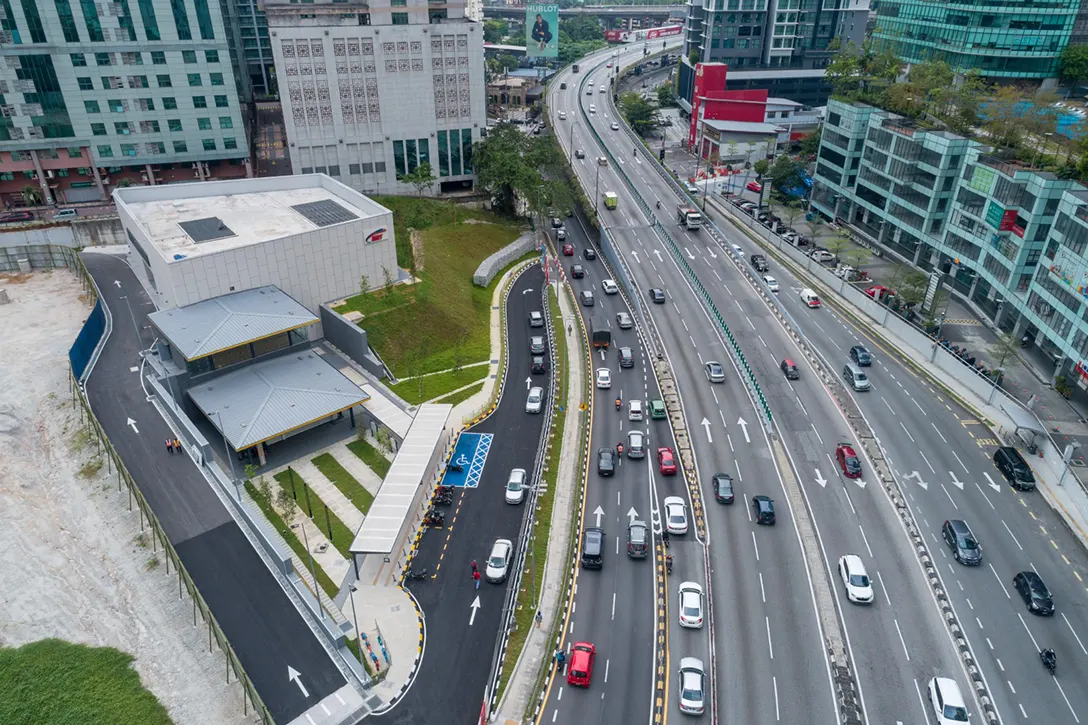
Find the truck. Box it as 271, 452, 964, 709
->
676, 204, 702, 231
590, 317, 611, 349
603, 192, 618, 210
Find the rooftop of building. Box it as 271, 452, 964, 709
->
704, 119, 782, 134
115, 174, 389, 262
766, 97, 802, 107
149, 286, 318, 362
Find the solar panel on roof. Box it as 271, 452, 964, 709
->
291, 199, 358, 227
179, 216, 236, 243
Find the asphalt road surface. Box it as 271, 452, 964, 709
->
80, 253, 348, 724
376, 264, 551, 725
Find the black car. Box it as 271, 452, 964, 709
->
552, 217, 563, 228
752, 495, 775, 525
849, 345, 872, 366
712, 473, 734, 504
618, 346, 634, 368
994, 446, 1036, 490
942, 519, 982, 565
780, 358, 800, 380
581, 527, 604, 568
583, 247, 597, 260
575, 149, 586, 159
531, 356, 548, 374
597, 447, 616, 476
750, 254, 768, 272
1013, 570, 1054, 615
650, 288, 666, 304
571, 264, 585, 279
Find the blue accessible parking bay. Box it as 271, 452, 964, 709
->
442, 432, 493, 488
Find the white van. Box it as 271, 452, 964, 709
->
53, 208, 78, 220
629, 399, 643, 421
800, 288, 822, 308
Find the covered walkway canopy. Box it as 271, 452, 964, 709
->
1000, 400, 1046, 445
350, 404, 453, 555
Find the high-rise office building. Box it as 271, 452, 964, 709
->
0, 0, 252, 206
265, 0, 486, 196
235, 0, 275, 96
872, 0, 1079, 81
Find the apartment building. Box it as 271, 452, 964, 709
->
265, 0, 486, 196
812, 98, 1088, 382
0, 0, 252, 206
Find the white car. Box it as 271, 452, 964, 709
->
628, 399, 643, 421
610, 122, 619, 131
810, 249, 836, 263
704, 361, 725, 383
677, 657, 706, 715
596, 368, 612, 389
485, 538, 513, 583
558, 110, 567, 120
602, 278, 619, 295
589, 104, 597, 114
763, 275, 779, 293
663, 496, 688, 535
928, 677, 969, 725
526, 386, 544, 414
838, 554, 874, 604
677, 582, 704, 628
505, 468, 526, 505
730, 243, 743, 257
600, 86, 607, 94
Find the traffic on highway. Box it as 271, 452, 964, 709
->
539, 38, 1088, 725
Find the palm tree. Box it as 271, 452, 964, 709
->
21, 185, 41, 206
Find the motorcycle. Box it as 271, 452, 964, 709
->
431, 493, 454, 506
665, 555, 673, 574
1041, 648, 1056, 675
447, 461, 464, 473
405, 567, 429, 581
615, 397, 622, 411
423, 509, 445, 527
436, 484, 454, 496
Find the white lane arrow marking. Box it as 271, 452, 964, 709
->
700, 417, 713, 443
855, 478, 867, 490
707, 248, 717, 259
685, 246, 695, 260
287, 666, 309, 698
631, 251, 641, 264
653, 249, 663, 261
599, 349, 607, 361
814, 469, 827, 488
983, 471, 1001, 492
469, 595, 481, 626
627, 507, 639, 522
126, 417, 139, 434
593, 505, 605, 527
113, 280, 121, 288
522, 288, 535, 294
949, 471, 965, 491
525, 376, 532, 390
736, 417, 751, 443
904, 470, 928, 491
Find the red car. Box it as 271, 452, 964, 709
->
567, 641, 596, 687
746, 181, 763, 193
865, 285, 895, 301
562, 243, 575, 256
836, 443, 863, 479
658, 447, 678, 476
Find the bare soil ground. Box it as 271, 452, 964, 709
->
0, 269, 245, 725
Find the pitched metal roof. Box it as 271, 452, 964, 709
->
188, 350, 370, 450
149, 286, 317, 361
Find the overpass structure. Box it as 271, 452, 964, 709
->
482, 5, 684, 20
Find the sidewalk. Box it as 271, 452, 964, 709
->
495, 280, 584, 724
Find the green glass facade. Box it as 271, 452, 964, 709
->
874, 0, 1079, 79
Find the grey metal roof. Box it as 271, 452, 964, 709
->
291, 199, 359, 227
149, 286, 317, 361
703, 119, 782, 134
350, 404, 453, 554
178, 216, 236, 243
188, 350, 370, 450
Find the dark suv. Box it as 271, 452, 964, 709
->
712, 473, 734, 504
1013, 570, 1054, 615
752, 495, 775, 525
942, 519, 982, 565
597, 447, 616, 476
581, 527, 604, 568
618, 346, 634, 368
994, 446, 1035, 490
849, 345, 872, 367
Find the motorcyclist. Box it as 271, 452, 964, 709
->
1041, 648, 1056, 673
615, 396, 622, 410
617, 441, 624, 456
665, 554, 673, 573
661, 529, 670, 547
656, 200, 662, 210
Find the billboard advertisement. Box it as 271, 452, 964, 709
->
604, 25, 683, 43
526, 4, 559, 58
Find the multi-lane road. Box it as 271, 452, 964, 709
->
545, 41, 1088, 725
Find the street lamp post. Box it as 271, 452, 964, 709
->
568, 121, 577, 164
594, 163, 601, 215
212, 409, 240, 500
348, 583, 362, 654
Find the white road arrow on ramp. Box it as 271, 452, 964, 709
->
707, 248, 717, 259
983, 472, 1001, 492
685, 247, 695, 260
126, 417, 139, 434
700, 417, 713, 443
526, 376, 533, 390
593, 505, 605, 527
599, 349, 607, 361
814, 470, 827, 488
903, 471, 928, 491
736, 417, 751, 444
653, 249, 663, 261
469, 595, 481, 626
114, 280, 121, 288
631, 251, 641, 264
949, 471, 965, 490
627, 507, 639, 522
522, 288, 535, 294
287, 666, 309, 698
854, 478, 867, 490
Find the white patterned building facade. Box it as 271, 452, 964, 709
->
266, 1, 486, 195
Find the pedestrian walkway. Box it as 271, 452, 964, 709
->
275, 458, 365, 532
333, 441, 386, 494
495, 279, 585, 722
396, 360, 489, 383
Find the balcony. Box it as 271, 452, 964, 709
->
881, 117, 920, 137
977, 154, 1034, 177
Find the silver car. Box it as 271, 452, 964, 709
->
627, 429, 645, 459
678, 657, 706, 715
616, 311, 633, 329
485, 538, 513, 583
704, 361, 726, 383
505, 468, 526, 505
526, 386, 544, 414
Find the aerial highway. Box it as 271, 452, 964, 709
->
544, 40, 1088, 725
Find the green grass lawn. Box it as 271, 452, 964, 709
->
388, 364, 489, 405
311, 452, 375, 514
0, 639, 173, 725
333, 199, 524, 378
372, 195, 513, 269
347, 438, 392, 479
273, 469, 356, 558
246, 482, 340, 598
435, 380, 485, 406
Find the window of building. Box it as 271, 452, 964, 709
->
174, 140, 187, 153
151, 51, 166, 65
84, 100, 101, 113
80, 0, 105, 41
462, 129, 472, 173
205, 50, 219, 63
187, 73, 202, 86
183, 50, 197, 64
91, 122, 106, 136
115, 122, 133, 135
202, 138, 216, 151
214, 95, 228, 107
192, 95, 206, 108
120, 143, 137, 157
197, 117, 211, 130
121, 52, 143, 65
56, 168, 69, 177
209, 73, 223, 86
437, 131, 448, 176
139, 120, 160, 133
77, 77, 94, 90
223, 137, 237, 150
97, 144, 113, 157
194, 0, 215, 39
392, 12, 408, 24
70, 53, 87, 66
219, 116, 232, 129
94, 53, 113, 66
156, 74, 171, 87
138, 0, 160, 41
128, 75, 149, 89
109, 99, 125, 112
349, 163, 360, 175
168, 119, 182, 132
101, 76, 120, 89
56, 0, 82, 43
162, 96, 177, 109
171, 0, 192, 40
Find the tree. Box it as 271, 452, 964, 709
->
897, 270, 929, 308
768, 155, 805, 194
824, 233, 851, 262
474, 122, 564, 217
276, 486, 298, 524
257, 474, 273, 504
21, 185, 40, 206
989, 331, 1023, 370
688, 49, 700, 66
824, 39, 900, 100
483, 19, 508, 44
619, 92, 661, 136
780, 200, 805, 234
752, 158, 770, 179
656, 84, 678, 108
1060, 44, 1088, 86
496, 54, 519, 73
381, 266, 396, 297
559, 16, 603, 42
846, 245, 872, 270
359, 273, 370, 296
400, 162, 436, 197
799, 130, 821, 156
